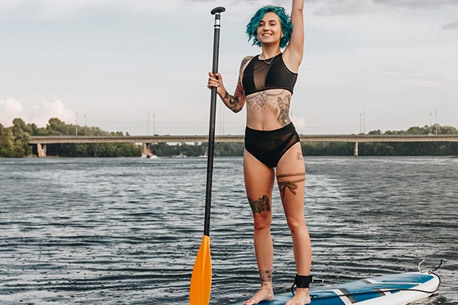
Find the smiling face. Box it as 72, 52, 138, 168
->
256, 12, 283, 47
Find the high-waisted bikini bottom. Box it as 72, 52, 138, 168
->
244, 122, 300, 168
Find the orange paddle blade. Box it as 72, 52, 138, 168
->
189, 235, 212, 305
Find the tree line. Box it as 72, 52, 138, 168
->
1, 118, 457, 158
0, 118, 140, 157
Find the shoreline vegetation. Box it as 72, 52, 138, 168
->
1, 118, 457, 158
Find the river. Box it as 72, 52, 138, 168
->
0, 156, 457, 304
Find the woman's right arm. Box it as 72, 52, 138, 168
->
207, 56, 252, 113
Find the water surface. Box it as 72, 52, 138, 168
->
0, 157, 457, 304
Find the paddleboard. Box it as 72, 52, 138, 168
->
232, 272, 440, 305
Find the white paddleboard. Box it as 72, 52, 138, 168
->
231, 272, 440, 305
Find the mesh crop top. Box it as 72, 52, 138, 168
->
242, 53, 298, 96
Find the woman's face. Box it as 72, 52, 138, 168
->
257, 12, 283, 46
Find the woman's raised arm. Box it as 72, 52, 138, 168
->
284, 0, 304, 71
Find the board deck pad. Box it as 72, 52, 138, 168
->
231, 272, 439, 305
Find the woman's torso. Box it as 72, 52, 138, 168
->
242, 53, 298, 131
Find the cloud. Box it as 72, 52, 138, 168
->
373, 0, 458, 9
0, 0, 222, 20
0, 0, 271, 21
0, 98, 27, 126
1, 0, 457, 21
31, 100, 75, 127
310, 0, 377, 16
1, 98, 75, 127
407, 78, 442, 89
442, 20, 458, 30
0, 0, 166, 20
308, 0, 458, 16
0, 97, 23, 113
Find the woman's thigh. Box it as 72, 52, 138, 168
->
276, 143, 306, 224
243, 149, 275, 217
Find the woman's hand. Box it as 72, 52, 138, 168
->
207, 72, 226, 96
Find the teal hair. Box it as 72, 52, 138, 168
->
246, 5, 293, 49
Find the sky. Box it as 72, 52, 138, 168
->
1, 0, 457, 135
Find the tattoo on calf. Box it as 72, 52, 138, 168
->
277, 172, 305, 198
259, 270, 273, 285
248, 195, 270, 214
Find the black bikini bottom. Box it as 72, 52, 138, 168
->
244, 122, 300, 168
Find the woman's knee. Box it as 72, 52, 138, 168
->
285, 216, 306, 235
253, 214, 272, 231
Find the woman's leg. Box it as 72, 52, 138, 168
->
276, 143, 312, 305
243, 149, 276, 305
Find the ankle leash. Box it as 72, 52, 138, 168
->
291, 274, 313, 295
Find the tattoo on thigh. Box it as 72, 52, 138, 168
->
297, 152, 303, 160
276, 172, 305, 198
248, 195, 270, 214
277, 172, 305, 179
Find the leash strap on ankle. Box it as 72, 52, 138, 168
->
291, 274, 313, 295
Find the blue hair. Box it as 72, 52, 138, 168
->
246, 5, 293, 49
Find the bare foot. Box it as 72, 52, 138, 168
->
285, 288, 311, 305
243, 283, 275, 305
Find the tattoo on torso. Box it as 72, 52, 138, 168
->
246, 90, 292, 126
276, 94, 291, 126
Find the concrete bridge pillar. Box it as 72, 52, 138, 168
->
354, 142, 359, 157
37, 143, 47, 157
142, 143, 151, 157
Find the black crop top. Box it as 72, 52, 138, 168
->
242, 53, 298, 96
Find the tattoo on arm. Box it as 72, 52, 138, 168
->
240, 56, 252, 74
224, 91, 239, 107
248, 195, 271, 214
222, 56, 251, 113
223, 81, 244, 112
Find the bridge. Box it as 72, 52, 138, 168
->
28, 134, 458, 157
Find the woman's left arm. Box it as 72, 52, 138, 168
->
284, 0, 304, 71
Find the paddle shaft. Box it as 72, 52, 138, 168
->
204, 7, 224, 237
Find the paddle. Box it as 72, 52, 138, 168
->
189, 6, 225, 305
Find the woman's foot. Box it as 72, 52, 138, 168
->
243, 283, 275, 305
285, 288, 311, 305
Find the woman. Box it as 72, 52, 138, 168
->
207, 1, 312, 304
